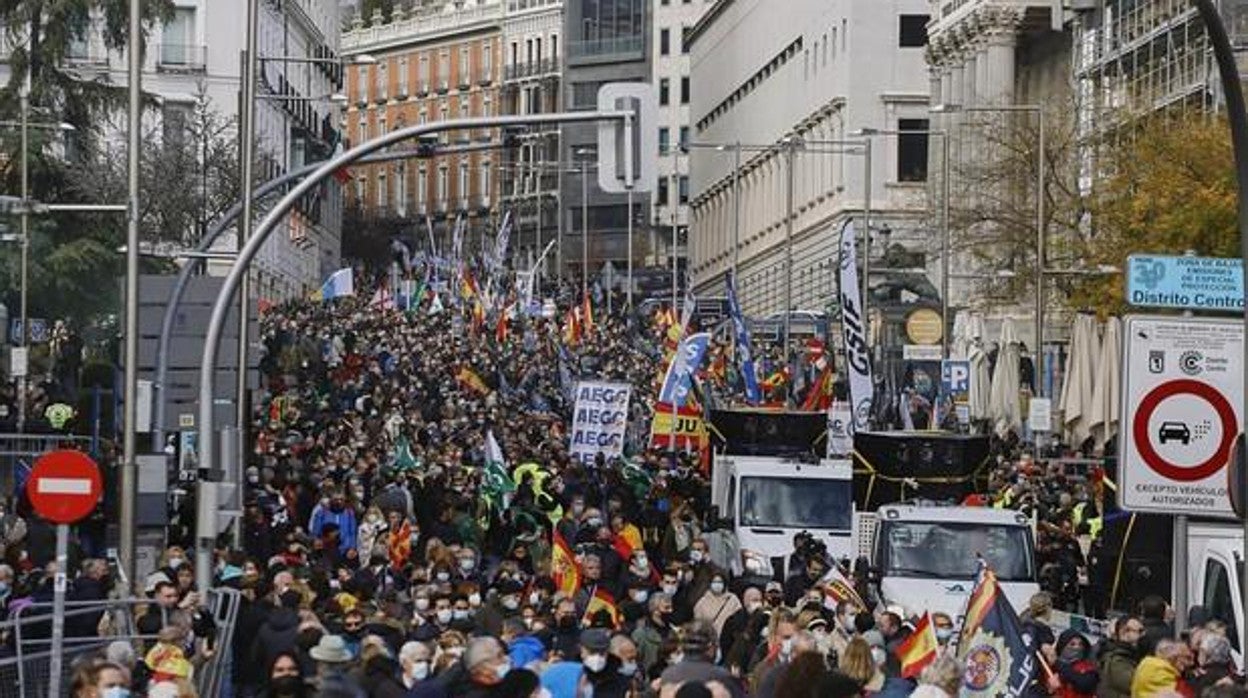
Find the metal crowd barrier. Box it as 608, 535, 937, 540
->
0, 587, 240, 697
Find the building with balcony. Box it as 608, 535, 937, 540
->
341, 0, 504, 251
559, 0, 651, 284
37, 0, 345, 300
652, 0, 713, 277
687, 0, 932, 316
500, 0, 563, 278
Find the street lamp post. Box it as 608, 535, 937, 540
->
17, 75, 28, 435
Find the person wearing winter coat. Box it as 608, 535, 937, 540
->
1098, 617, 1144, 698
1130, 639, 1195, 698
1051, 629, 1098, 698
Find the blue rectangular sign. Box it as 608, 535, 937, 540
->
1127, 254, 1244, 311
942, 360, 970, 395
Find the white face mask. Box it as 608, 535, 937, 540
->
631, 590, 649, 603
460, 558, 476, 572
669, 652, 684, 665
780, 638, 794, 658
468, 593, 482, 607
689, 550, 704, 564
452, 609, 470, 621
411, 660, 430, 681
710, 581, 726, 595
414, 598, 430, 612
436, 609, 453, 624
619, 661, 638, 677
662, 583, 678, 596
502, 596, 520, 611
871, 647, 887, 667
436, 571, 451, 582
583, 654, 608, 672
529, 591, 542, 606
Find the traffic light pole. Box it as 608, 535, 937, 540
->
193, 110, 636, 591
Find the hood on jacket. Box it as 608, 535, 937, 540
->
264, 607, 301, 632
1131, 655, 1180, 696
508, 634, 546, 670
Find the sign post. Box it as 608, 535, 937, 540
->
1119, 316, 1243, 517
27, 450, 103, 698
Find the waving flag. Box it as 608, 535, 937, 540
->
319, 268, 355, 301
582, 587, 621, 629
957, 567, 1040, 697
482, 430, 516, 510
552, 531, 581, 597
456, 366, 489, 395
819, 563, 867, 612
724, 271, 761, 404
896, 612, 939, 679
659, 332, 711, 408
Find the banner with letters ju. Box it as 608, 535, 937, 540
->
569, 381, 632, 464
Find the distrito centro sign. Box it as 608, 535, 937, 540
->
1120, 316, 1242, 518
26, 450, 103, 524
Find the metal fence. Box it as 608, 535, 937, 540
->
0, 587, 240, 698
0, 433, 94, 495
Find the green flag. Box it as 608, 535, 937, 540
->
482, 430, 515, 510
393, 436, 419, 471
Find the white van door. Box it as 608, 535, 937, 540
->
1198, 551, 1243, 663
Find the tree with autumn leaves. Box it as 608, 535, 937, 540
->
947, 101, 1238, 318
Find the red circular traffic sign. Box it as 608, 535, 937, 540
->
1133, 379, 1238, 483
26, 450, 102, 524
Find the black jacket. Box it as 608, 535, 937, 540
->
252, 607, 301, 672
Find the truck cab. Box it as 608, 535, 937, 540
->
872, 505, 1039, 619
1188, 523, 1244, 662
709, 455, 854, 576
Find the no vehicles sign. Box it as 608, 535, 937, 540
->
1120, 316, 1241, 518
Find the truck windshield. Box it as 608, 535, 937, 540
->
739, 477, 852, 531
878, 521, 1034, 582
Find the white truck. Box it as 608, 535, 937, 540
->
869, 504, 1041, 619
1186, 521, 1244, 656
708, 454, 855, 577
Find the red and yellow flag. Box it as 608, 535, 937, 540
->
819, 564, 867, 612
801, 365, 834, 412
581, 295, 594, 334
551, 531, 580, 597
460, 268, 479, 300
563, 308, 581, 347
582, 587, 620, 629
896, 612, 939, 679
456, 366, 489, 395
388, 519, 412, 571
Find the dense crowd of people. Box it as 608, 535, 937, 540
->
0, 264, 1234, 698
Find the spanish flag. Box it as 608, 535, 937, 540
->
563, 308, 581, 346
456, 366, 489, 395
461, 268, 479, 300
895, 612, 938, 679
582, 587, 620, 628
581, 295, 594, 334
551, 531, 580, 597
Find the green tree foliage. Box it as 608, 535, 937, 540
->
1073, 114, 1237, 312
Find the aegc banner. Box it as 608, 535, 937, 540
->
570, 381, 632, 464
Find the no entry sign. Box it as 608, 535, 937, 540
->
26, 450, 102, 524
1120, 316, 1242, 517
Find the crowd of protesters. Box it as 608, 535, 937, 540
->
0, 265, 1233, 698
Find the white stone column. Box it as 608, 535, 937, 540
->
975, 41, 991, 107
985, 29, 1018, 105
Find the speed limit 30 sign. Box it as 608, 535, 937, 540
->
1120, 316, 1242, 517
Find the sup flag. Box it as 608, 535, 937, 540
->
956, 568, 1040, 697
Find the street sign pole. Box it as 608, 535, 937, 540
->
47, 523, 68, 698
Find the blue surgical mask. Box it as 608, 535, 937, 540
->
103, 689, 131, 698
936, 628, 953, 643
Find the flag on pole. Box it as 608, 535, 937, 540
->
552, 531, 581, 597
896, 612, 939, 679
818, 563, 867, 612
582, 587, 621, 629
319, 268, 355, 301
957, 567, 1041, 697
724, 271, 761, 404
659, 332, 711, 408
482, 430, 515, 510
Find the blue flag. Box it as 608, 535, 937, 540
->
659, 332, 711, 407
957, 569, 1041, 697
725, 271, 761, 404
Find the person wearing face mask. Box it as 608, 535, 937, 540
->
577, 628, 630, 698
550, 597, 582, 656
659, 620, 745, 698
477, 579, 525, 637
399, 641, 445, 696
449, 595, 477, 634
693, 574, 742, 639
630, 591, 673, 678
437, 635, 516, 698
308, 490, 358, 556
1097, 616, 1144, 698
1049, 629, 1099, 698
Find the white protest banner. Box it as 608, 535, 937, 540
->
569, 381, 632, 464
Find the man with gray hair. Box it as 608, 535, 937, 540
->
1192, 631, 1238, 693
